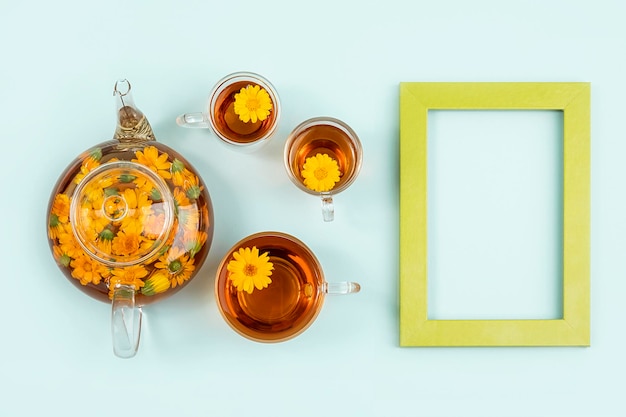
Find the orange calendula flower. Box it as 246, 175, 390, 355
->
181, 174, 203, 200
170, 159, 193, 187
83, 176, 114, 205
155, 247, 195, 288
133, 146, 172, 180
184, 230, 207, 258
233, 84, 273, 123
171, 165, 203, 200
52, 244, 72, 268
111, 224, 153, 258
141, 271, 171, 296
95, 227, 115, 254
118, 188, 153, 231
119, 213, 146, 237
132, 172, 157, 198
108, 265, 148, 298
122, 187, 138, 210
70, 253, 111, 286
49, 215, 64, 240
173, 187, 191, 209
227, 246, 274, 294
143, 212, 167, 239
51, 194, 71, 223
58, 229, 84, 259
49, 194, 71, 239
301, 153, 341, 192
81, 208, 111, 243
73, 148, 103, 184
83, 185, 106, 212
178, 205, 200, 232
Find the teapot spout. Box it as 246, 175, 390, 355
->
113, 79, 155, 143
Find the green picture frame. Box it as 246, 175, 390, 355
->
399, 82, 590, 346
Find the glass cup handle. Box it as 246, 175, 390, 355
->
323, 281, 361, 294
321, 194, 334, 222
176, 112, 210, 128
111, 284, 142, 359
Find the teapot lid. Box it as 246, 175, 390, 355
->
70, 161, 175, 267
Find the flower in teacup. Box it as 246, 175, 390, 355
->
301, 153, 341, 192
233, 84, 273, 123
227, 246, 274, 294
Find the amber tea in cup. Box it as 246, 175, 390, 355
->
284, 117, 362, 221
215, 232, 360, 343
177, 72, 280, 151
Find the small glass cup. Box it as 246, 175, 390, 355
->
176, 71, 280, 151
284, 117, 362, 221
215, 231, 360, 343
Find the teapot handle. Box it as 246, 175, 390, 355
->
111, 284, 142, 358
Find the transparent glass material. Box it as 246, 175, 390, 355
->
176, 71, 281, 152
111, 284, 142, 358
284, 117, 363, 221
46, 79, 214, 358
70, 161, 175, 267
215, 231, 360, 343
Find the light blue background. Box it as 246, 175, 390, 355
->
428, 110, 564, 320
1, 1, 624, 416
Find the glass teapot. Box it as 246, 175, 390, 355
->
46, 80, 214, 358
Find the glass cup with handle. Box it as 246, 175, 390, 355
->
214, 231, 361, 343
176, 71, 281, 152
284, 117, 363, 221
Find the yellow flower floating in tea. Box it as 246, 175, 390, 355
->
233, 84, 273, 123
301, 153, 341, 192
227, 246, 274, 294
47, 145, 209, 299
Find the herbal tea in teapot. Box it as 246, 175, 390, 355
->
46, 80, 214, 357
